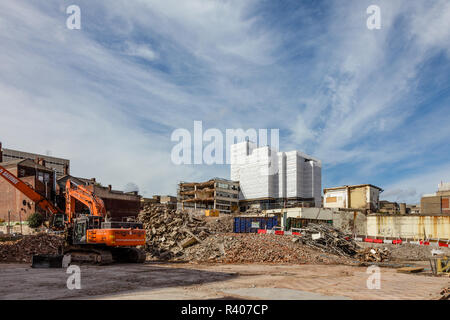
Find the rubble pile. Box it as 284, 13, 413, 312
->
138, 204, 233, 259
0, 233, 64, 263
244, 208, 263, 215
356, 247, 391, 262
298, 223, 359, 257
389, 243, 450, 261
138, 207, 363, 264
440, 286, 450, 300
203, 215, 234, 234
183, 233, 356, 265
361, 243, 450, 261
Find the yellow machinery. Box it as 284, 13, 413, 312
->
205, 209, 219, 217
429, 256, 450, 275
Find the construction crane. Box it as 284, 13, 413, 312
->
0, 164, 146, 265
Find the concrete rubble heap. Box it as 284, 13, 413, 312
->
389, 243, 450, 261
182, 233, 357, 264
138, 205, 365, 264
203, 215, 234, 234
243, 208, 263, 215
440, 286, 450, 300
356, 247, 391, 262
0, 233, 64, 263
297, 223, 359, 257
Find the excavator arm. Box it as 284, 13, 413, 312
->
65, 180, 106, 223
0, 165, 62, 216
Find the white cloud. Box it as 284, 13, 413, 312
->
382, 163, 450, 204
287, 0, 450, 170
124, 42, 158, 61
0, 0, 449, 198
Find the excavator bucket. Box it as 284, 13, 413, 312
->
31, 254, 64, 268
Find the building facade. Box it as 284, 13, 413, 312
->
230, 141, 322, 208
0, 143, 70, 178
57, 175, 142, 220
421, 182, 450, 215
323, 184, 383, 212
0, 159, 56, 221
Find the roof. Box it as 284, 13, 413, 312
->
57, 175, 96, 188
2, 147, 69, 163
0, 159, 53, 172
180, 177, 239, 185
324, 184, 383, 192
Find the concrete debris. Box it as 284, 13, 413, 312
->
182, 233, 357, 265
243, 207, 263, 215
356, 247, 391, 262
298, 223, 359, 257
203, 215, 234, 233
0, 233, 64, 263
138, 206, 363, 264
431, 249, 445, 256
380, 243, 450, 261
440, 286, 450, 300
138, 203, 231, 260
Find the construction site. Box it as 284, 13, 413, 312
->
0, 141, 449, 301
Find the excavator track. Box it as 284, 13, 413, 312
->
63, 246, 146, 264
128, 247, 147, 263
64, 245, 114, 265
111, 247, 147, 263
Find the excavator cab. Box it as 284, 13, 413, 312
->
73, 216, 88, 244
72, 215, 102, 244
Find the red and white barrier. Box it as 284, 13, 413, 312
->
257, 228, 449, 248
257, 229, 301, 236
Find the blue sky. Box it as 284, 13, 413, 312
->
0, 1, 449, 203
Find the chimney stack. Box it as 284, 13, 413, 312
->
108, 185, 112, 191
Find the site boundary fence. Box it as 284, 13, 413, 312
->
256, 228, 450, 247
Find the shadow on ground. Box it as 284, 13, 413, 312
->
0, 262, 237, 300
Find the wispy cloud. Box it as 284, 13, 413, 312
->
0, 1, 449, 202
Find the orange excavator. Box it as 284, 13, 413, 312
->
0, 165, 146, 264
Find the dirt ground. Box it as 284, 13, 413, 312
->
0, 261, 448, 300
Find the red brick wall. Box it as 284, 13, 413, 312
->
0, 173, 37, 221
0, 166, 55, 221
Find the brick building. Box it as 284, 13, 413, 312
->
57, 175, 141, 220
0, 142, 70, 178
0, 159, 56, 221
421, 182, 450, 215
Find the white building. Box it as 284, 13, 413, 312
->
230, 141, 322, 207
